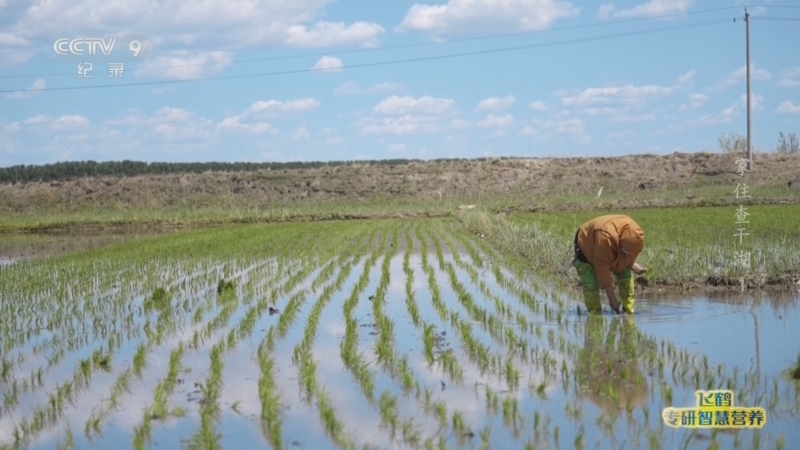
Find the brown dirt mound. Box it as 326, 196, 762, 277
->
2, 152, 798, 213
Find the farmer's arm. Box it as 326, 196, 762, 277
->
632, 262, 647, 275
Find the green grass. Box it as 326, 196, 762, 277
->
511, 204, 800, 249
459, 204, 800, 288
0, 198, 456, 233
1, 181, 796, 233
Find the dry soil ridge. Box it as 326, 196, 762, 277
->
2, 152, 799, 213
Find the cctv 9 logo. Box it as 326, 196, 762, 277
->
119, 35, 153, 61
52, 34, 153, 61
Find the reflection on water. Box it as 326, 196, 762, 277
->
576, 315, 649, 414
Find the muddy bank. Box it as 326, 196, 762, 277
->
0, 211, 453, 234
0, 228, 180, 262
590, 273, 800, 295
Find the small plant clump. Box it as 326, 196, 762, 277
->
790, 352, 800, 381
216, 279, 236, 295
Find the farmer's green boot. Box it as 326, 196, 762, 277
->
582, 290, 602, 314
575, 261, 602, 314
617, 269, 635, 314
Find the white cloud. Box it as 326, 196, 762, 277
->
777, 79, 800, 88
678, 92, 709, 111
325, 136, 345, 145
528, 101, 547, 110
776, 101, 800, 114
23, 114, 90, 132
0, 32, 33, 66
311, 56, 343, 72
357, 116, 446, 136
242, 98, 320, 119
709, 64, 771, 92
776, 67, 800, 88
676, 69, 696, 84
688, 92, 709, 106
319, 127, 338, 138
0, 32, 27, 46
556, 71, 692, 111
0, 49, 36, 67
101, 107, 215, 141
608, 130, 634, 140
386, 143, 406, 153
152, 86, 175, 95
292, 126, 311, 141
557, 83, 679, 107
2, 0, 384, 59
135, 51, 233, 80
532, 117, 585, 135
780, 67, 800, 78
598, 0, 690, 19
607, 114, 655, 124
217, 116, 279, 134
692, 94, 762, 126
579, 107, 617, 116
474, 95, 516, 113
477, 113, 515, 129
395, 0, 581, 36
334, 81, 406, 95
739, 92, 764, 111
3, 78, 45, 100
355, 114, 467, 136
286, 21, 384, 48
3, 103, 325, 164
373, 95, 456, 116
450, 118, 470, 129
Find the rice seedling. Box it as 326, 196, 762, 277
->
403, 223, 422, 329
339, 231, 387, 402
418, 233, 464, 383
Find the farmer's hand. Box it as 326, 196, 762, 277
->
604, 286, 621, 314
632, 262, 647, 275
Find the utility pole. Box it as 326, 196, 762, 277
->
745, 8, 753, 172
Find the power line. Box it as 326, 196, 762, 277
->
0, 19, 734, 94
0, 6, 748, 80
750, 16, 800, 21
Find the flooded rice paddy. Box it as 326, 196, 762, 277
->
0, 218, 798, 450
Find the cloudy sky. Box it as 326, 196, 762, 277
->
0, 0, 798, 166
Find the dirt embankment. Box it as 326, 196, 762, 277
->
1, 152, 799, 213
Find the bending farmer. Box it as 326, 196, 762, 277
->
573, 214, 646, 314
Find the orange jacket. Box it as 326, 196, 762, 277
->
576, 215, 645, 289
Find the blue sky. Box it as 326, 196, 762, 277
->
0, 0, 798, 167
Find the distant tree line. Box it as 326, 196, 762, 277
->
0, 157, 522, 184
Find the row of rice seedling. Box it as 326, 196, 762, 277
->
0, 221, 367, 449
89, 226, 326, 444
423, 222, 572, 442
281, 225, 380, 449
137, 221, 369, 449
406, 221, 532, 442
